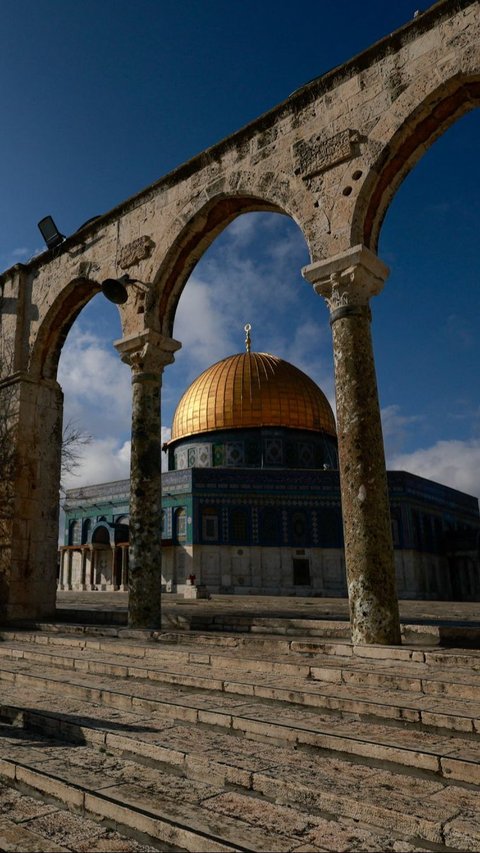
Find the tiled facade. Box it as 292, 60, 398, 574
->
61, 468, 480, 600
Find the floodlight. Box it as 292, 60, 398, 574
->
37, 216, 66, 250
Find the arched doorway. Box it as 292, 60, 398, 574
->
91, 524, 113, 590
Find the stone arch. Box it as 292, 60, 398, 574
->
115, 520, 129, 544
351, 75, 480, 253
68, 518, 81, 546
29, 276, 102, 381
91, 523, 113, 546
82, 518, 92, 544
174, 507, 187, 542
152, 190, 310, 337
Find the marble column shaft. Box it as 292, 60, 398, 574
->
303, 245, 401, 645
115, 330, 181, 628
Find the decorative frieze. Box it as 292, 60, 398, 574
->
293, 129, 359, 179
118, 235, 155, 270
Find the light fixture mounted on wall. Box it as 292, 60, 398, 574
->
101, 275, 149, 305
37, 216, 66, 250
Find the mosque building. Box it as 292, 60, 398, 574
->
59, 328, 480, 600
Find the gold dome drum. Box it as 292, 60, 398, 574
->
171, 352, 336, 441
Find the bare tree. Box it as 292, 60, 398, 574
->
1, 330, 92, 501
61, 418, 92, 480
0, 391, 92, 497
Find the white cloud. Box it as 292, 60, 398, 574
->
381, 404, 480, 498
173, 277, 235, 371
58, 327, 132, 439
226, 214, 261, 244
61, 437, 131, 490
57, 320, 176, 502
6, 246, 43, 264
61, 426, 173, 492
381, 404, 423, 456
389, 438, 480, 500
172, 213, 327, 382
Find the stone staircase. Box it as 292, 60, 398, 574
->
1, 625, 480, 851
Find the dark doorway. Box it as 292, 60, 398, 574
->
293, 558, 310, 585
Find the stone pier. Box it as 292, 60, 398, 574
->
0, 375, 63, 622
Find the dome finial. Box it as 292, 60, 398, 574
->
244, 323, 252, 353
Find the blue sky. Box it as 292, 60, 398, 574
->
1, 1, 479, 500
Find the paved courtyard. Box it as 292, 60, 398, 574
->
56, 591, 480, 624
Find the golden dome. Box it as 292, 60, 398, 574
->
171, 352, 336, 441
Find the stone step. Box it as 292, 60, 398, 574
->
1, 642, 480, 735
1, 718, 441, 852
0, 690, 473, 852
44, 611, 480, 647
5, 626, 480, 680
3, 628, 480, 850
1, 657, 480, 785
3, 637, 480, 704
6, 625, 480, 668
0, 781, 162, 853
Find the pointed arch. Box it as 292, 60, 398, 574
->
151, 191, 309, 337
29, 277, 103, 381
352, 76, 480, 252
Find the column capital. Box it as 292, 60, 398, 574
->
114, 330, 182, 378
302, 245, 389, 318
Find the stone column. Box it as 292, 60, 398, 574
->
80, 549, 87, 590
115, 330, 181, 628
92, 549, 98, 589
88, 550, 94, 589
110, 545, 117, 590
66, 551, 73, 590
303, 245, 401, 645
120, 545, 128, 590
58, 549, 66, 589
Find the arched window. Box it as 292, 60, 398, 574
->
292, 511, 308, 546
82, 518, 91, 544
92, 525, 110, 546
260, 507, 279, 546
115, 521, 129, 544
390, 508, 402, 548
231, 509, 249, 544
175, 508, 187, 541
69, 519, 81, 546
318, 506, 343, 548
202, 507, 218, 542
